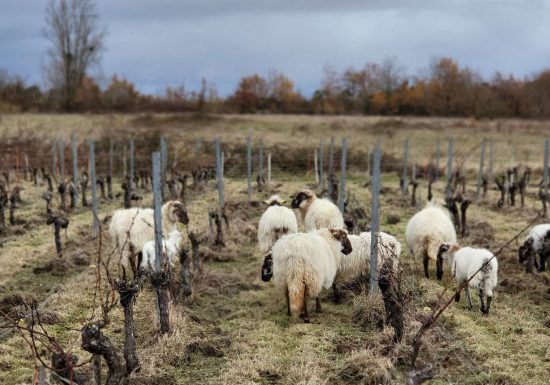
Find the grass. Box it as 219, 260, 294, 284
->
1, 113, 550, 384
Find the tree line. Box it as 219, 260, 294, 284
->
2, 59, 550, 118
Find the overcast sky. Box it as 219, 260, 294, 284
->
1, 0, 549, 96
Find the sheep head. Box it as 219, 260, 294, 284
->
264, 195, 285, 206
518, 238, 534, 263
436, 243, 460, 280
291, 189, 315, 209
330, 228, 352, 255
165, 200, 189, 225
261, 253, 273, 282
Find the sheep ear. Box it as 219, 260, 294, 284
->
263, 200, 269, 204
439, 244, 450, 253
450, 244, 460, 253
280, 199, 286, 204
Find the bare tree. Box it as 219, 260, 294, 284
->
43, 0, 106, 110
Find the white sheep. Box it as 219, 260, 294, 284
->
291, 189, 344, 231
405, 201, 457, 280
519, 223, 550, 271
271, 228, 352, 322
140, 230, 183, 271
333, 231, 401, 302
109, 200, 189, 277
257, 195, 298, 255
447, 245, 498, 316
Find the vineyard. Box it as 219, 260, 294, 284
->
1, 113, 550, 385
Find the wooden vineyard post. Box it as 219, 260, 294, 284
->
476, 138, 487, 199
402, 138, 409, 196
338, 138, 348, 213
370, 146, 381, 292
328, 137, 335, 201
89, 140, 99, 237
71, 134, 78, 208
108, 138, 113, 199
152, 151, 170, 334
446, 138, 454, 199
247, 136, 252, 200
319, 139, 324, 187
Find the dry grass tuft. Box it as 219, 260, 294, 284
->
352, 290, 385, 329
332, 348, 395, 385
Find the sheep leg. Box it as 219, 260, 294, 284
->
538, 253, 547, 272
465, 286, 473, 310
423, 255, 430, 279
332, 283, 341, 304
478, 288, 487, 315
484, 296, 493, 316
454, 289, 461, 303
128, 245, 138, 278
285, 287, 291, 316
316, 297, 322, 313
300, 286, 310, 323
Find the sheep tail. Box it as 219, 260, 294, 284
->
424, 236, 441, 261
479, 257, 493, 291
287, 279, 305, 316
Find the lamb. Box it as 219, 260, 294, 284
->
109, 200, 189, 277
405, 201, 457, 280
332, 231, 401, 303
518, 223, 550, 272
140, 230, 183, 271
291, 189, 344, 231
257, 195, 298, 255
446, 245, 498, 316
271, 228, 352, 323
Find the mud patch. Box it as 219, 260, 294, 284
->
32, 259, 73, 276
466, 221, 496, 248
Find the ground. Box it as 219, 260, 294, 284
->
0, 113, 549, 385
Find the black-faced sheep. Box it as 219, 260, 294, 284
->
519, 224, 550, 272
332, 231, 401, 303
140, 230, 183, 271
405, 202, 457, 279
258, 195, 298, 255
446, 245, 498, 316
109, 200, 189, 277
291, 189, 344, 231
271, 228, 352, 323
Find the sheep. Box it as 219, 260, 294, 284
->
140, 230, 183, 272
445, 245, 498, 316
257, 195, 298, 255
332, 231, 401, 303
291, 189, 344, 231
271, 228, 352, 322
109, 200, 189, 278
405, 201, 457, 280
518, 223, 550, 272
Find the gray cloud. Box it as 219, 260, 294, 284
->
1, 0, 549, 95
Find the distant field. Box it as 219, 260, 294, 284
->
1, 113, 549, 385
